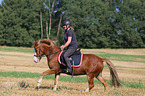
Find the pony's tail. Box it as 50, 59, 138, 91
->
103, 58, 123, 87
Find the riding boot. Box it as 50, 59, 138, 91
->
66, 63, 72, 73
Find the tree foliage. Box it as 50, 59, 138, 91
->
0, 0, 144, 48
0, 0, 44, 46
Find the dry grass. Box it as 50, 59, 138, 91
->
0, 77, 144, 96
0, 48, 145, 96
81, 49, 145, 55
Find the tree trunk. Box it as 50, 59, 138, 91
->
46, 21, 48, 39
48, 0, 55, 39
48, 13, 52, 39
57, 15, 62, 37
40, 9, 43, 39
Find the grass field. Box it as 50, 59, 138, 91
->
0, 46, 145, 96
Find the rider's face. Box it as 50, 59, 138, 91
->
63, 25, 69, 30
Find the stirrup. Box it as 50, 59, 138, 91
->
66, 69, 72, 74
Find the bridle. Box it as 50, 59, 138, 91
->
34, 46, 44, 58
34, 46, 61, 58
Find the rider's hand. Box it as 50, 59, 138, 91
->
60, 45, 65, 50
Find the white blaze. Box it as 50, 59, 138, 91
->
33, 52, 39, 63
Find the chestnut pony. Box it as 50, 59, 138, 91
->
33, 39, 122, 92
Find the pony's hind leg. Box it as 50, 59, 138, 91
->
96, 73, 107, 91
53, 74, 60, 91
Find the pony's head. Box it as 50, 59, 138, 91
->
33, 39, 56, 63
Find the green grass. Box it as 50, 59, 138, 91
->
104, 65, 145, 69
122, 80, 145, 89
1, 46, 145, 63
0, 53, 32, 58
82, 51, 145, 63
0, 71, 144, 89
0, 46, 145, 69
0, 47, 33, 53
98, 53, 145, 63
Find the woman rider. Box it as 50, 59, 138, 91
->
60, 20, 78, 74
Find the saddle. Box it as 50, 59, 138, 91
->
58, 49, 83, 68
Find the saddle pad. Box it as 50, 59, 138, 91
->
58, 51, 83, 67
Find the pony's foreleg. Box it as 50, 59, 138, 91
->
85, 76, 94, 92
53, 74, 60, 91
36, 76, 43, 89
36, 69, 55, 89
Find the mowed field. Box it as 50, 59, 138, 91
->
0, 46, 145, 96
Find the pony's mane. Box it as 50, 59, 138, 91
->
34, 39, 57, 48
40, 39, 56, 47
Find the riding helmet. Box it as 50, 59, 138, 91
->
63, 20, 71, 26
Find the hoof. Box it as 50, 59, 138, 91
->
53, 88, 57, 91
62, 69, 67, 73
35, 86, 39, 90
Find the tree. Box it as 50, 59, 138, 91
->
117, 0, 145, 48
0, 0, 45, 46
44, 0, 56, 39
58, 0, 116, 48
0, 8, 5, 45
0, 0, 144, 48
40, 9, 43, 39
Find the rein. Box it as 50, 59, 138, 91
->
45, 50, 61, 57
34, 46, 61, 58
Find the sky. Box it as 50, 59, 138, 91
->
0, 0, 2, 5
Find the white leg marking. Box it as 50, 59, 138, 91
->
37, 76, 43, 87
85, 88, 89, 92
53, 75, 60, 91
